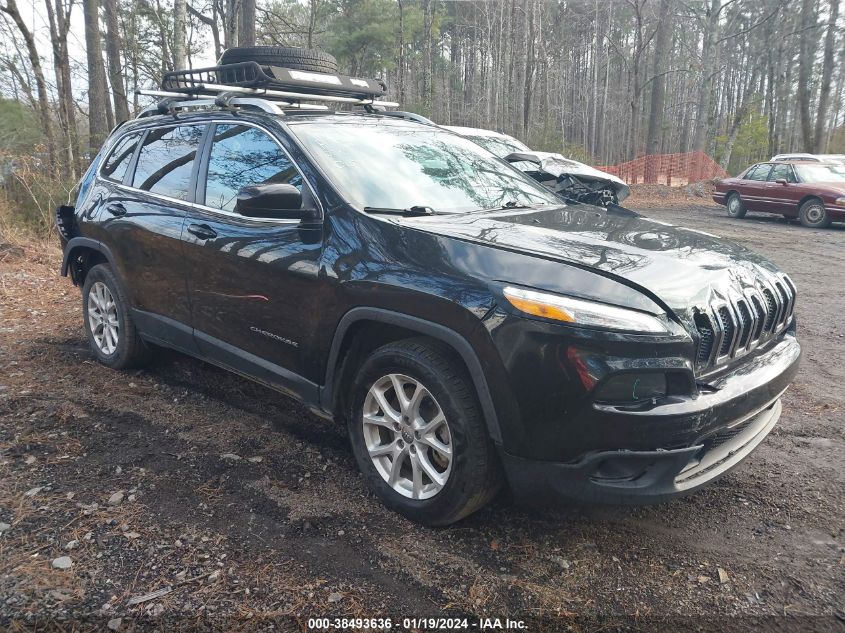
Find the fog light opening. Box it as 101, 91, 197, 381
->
594, 372, 668, 404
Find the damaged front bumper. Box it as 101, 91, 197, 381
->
499, 334, 800, 505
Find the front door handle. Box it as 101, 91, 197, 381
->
187, 223, 217, 240
105, 203, 126, 217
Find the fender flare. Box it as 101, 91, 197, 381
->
60, 237, 117, 278
320, 307, 503, 444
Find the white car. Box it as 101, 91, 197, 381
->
771, 153, 845, 164
443, 125, 630, 207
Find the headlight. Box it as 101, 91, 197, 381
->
502, 286, 669, 333
835, 197, 845, 206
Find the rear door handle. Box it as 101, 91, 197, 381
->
106, 203, 126, 217
187, 223, 217, 240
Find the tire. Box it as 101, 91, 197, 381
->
82, 264, 152, 370
348, 338, 502, 526
218, 46, 339, 74
798, 198, 830, 229
726, 192, 747, 218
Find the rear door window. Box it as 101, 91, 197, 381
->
132, 125, 206, 201
203, 124, 302, 212
744, 164, 772, 181
101, 132, 142, 183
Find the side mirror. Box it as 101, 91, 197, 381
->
234, 183, 317, 221
775, 179, 788, 185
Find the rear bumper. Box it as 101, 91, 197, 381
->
501, 396, 782, 505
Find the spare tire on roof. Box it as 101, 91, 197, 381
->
218, 46, 339, 74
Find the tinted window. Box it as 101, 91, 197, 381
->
203, 124, 302, 212
101, 132, 141, 183
132, 125, 205, 200
768, 164, 796, 183
744, 164, 771, 181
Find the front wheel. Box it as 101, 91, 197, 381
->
798, 198, 830, 229
726, 193, 747, 218
348, 339, 502, 525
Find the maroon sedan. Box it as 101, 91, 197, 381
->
713, 161, 845, 228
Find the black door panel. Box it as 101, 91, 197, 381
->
182, 122, 324, 379
99, 124, 206, 349
103, 189, 191, 328
183, 215, 322, 377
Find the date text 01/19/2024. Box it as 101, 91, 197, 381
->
306, 617, 527, 630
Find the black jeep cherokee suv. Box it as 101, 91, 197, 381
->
57, 107, 801, 525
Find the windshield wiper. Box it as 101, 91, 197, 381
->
363, 206, 437, 217
479, 201, 548, 213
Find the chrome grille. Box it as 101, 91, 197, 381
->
695, 274, 795, 372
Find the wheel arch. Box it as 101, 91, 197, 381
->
320, 308, 503, 444
61, 237, 116, 286
797, 194, 824, 211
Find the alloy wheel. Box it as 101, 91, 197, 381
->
87, 281, 119, 355
362, 373, 453, 500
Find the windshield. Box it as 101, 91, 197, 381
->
795, 164, 845, 183
289, 120, 561, 214
465, 134, 530, 158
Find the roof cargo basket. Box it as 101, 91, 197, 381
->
160, 61, 395, 105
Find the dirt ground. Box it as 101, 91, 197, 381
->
1, 195, 843, 632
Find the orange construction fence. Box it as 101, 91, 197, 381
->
597, 151, 727, 186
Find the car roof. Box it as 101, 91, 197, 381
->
777, 160, 840, 165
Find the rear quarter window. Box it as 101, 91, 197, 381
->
132, 125, 206, 201
100, 132, 142, 183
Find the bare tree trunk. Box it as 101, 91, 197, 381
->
83, 0, 109, 153
103, 0, 130, 121
797, 0, 816, 151
422, 0, 433, 113
307, 0, 318, 48
646, 0, 671, 156
45, 0, 80, 177
239, 0, 255, 46
188, 3, 221, 58
813, 0, 839, 152
691, 0, 721, 153
1, 0, 57, 170
522, 0, 535, 138
397, 0, 405, 103
173, 0, 186, 69
224, 0, 239, 49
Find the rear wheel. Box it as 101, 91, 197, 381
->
82, 264, 152, 369
798, 198, 830, 229
726, 193, 747, 218
347, 339, 502, 526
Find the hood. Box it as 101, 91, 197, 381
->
506, 151, 630, 201
406, 205, 787, 317
813, 182, 845, 195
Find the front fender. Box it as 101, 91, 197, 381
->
320, 307, 504, 444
